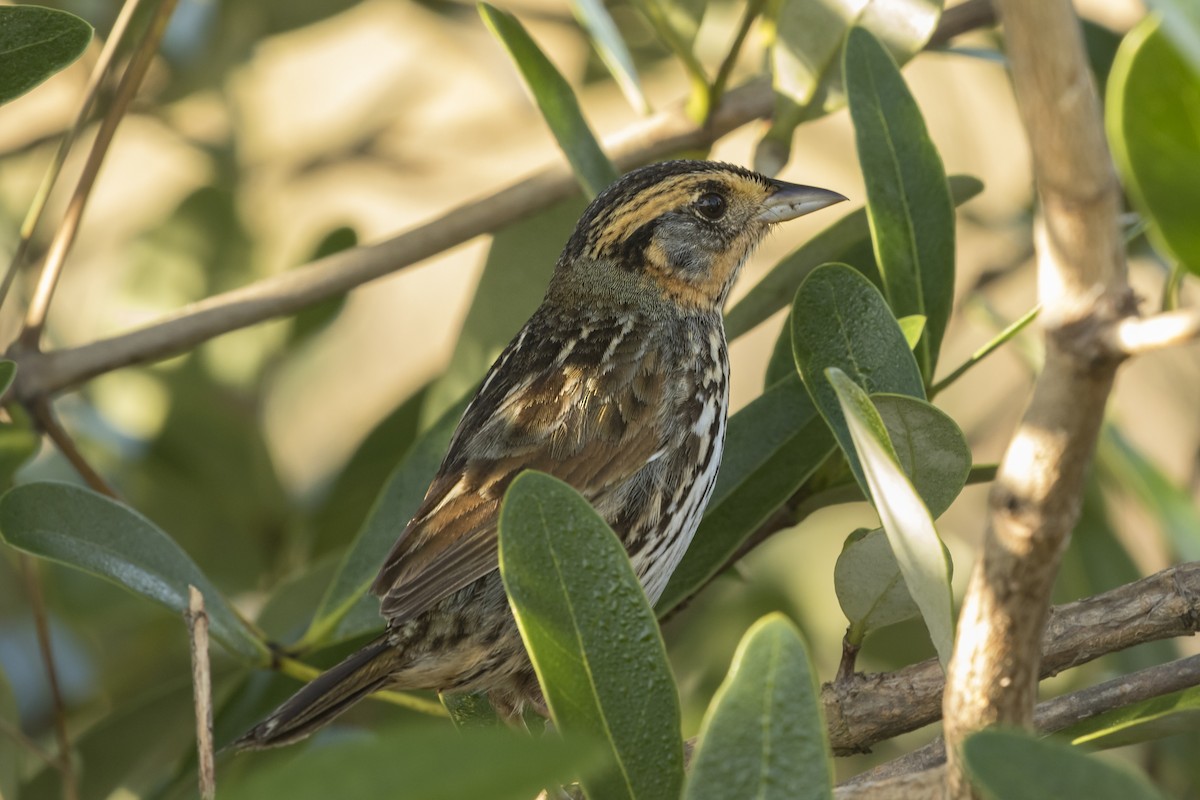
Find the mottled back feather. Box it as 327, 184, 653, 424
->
369, 306, 668, 622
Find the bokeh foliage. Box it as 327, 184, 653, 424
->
0, 0, 1197, 798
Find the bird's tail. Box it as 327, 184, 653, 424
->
232, 636, 395, 750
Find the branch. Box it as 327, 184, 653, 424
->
1035, 652, 1200, 733
846, 654, 1200, 785
184, 586, 216, 800
1105, 309, 1200, 356
16, 0, 180, 350
835, 767, 944, 799
927, 0, 996, 48
31, 400, 118, 498
826, 561, 1200, 754
0, 0, 146, 313
545, 560, 1199, 800
940, 0, 1132, 794
20, 556, 78, 800
9, 6, 995, 403
9, 79, 771, 401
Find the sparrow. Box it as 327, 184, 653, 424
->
235, 159, 844, 749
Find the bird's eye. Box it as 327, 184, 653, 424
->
695, 192, 727, 221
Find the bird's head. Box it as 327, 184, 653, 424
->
551, 160, 846, 311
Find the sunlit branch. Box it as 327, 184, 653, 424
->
1106, 308, 1200, 356
0, 0, 148, 314
185, 586, 216, 800
940, 0, 1132, 793
16, 0, 180, 350
8, 9, 994, 404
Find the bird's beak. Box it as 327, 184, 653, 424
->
757, 180, 848, 223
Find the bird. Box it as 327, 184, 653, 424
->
235, 159, 845, 749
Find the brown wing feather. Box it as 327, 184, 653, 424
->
369, 311, 666, 623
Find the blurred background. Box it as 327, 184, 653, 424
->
1, 0, 1197, 796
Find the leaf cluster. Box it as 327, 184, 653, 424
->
0, 1, 1197, 799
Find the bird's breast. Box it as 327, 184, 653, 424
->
612, 318, 730, 604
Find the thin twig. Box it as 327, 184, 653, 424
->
929, 306, 1040, 397
708, 0, 766, 115
17, 0, 179, 350
8, 7, 997, 404
20, 555, 78, 800
1106, 309, 1200, 356
927, 0, 997, 49
185, 586, 215, 800
30, 400, 118, 498
0, 0, 147, 313
0, 708, 60, 767
1161, 262, 1185, 311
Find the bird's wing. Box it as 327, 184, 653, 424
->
369, 313, 666, 623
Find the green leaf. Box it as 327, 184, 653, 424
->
1055, 477, 1176, 675
0, 404, 40, 492
1098, 426, 1200, 562
1066, 684, 1200, 750
725, 175, 983, 341
685, 614, 833, 800
131, 360, 292, 593
479, 4, 619, 198
301, 394, 469, 648
21, 677, 199, 800
570, 0, 650, 114
0, 482, 266, 662
310, 385, 428, 558
791, 263, 924, 492
897, 315, 926, 351
827, 369, 953, 665
1144, 0, 1200, 75
629, 0, 707, 96
873, 393, 970, 518
221, 723, 597, 800
637, 0, 704, 50
286, 226, 357, 347
834, 394, 967, 642
845, 26, 956, 381
1082, 19, 1124, 92
930, 305, 1039, 397
423, 200, 584, 426
0, 6, 92, 105
757, 0, 943, 174
835, 528, 921, 642
764, 312, 799, 388
656, 373, 836, 615
0, 666, 16, 800
255, 559, 344, 648
0, 361, 15, 396
1108, 18, 1200, 276
442, 692, 501, 730
963, 728, 1168, 800
500, 472, 684, 800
